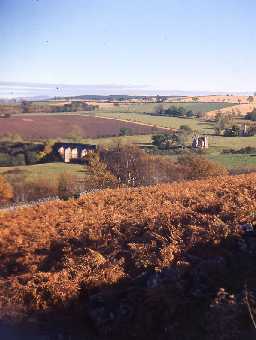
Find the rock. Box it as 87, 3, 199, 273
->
240, 223, 254, 233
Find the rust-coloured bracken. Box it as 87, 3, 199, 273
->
0, 173, 256, 339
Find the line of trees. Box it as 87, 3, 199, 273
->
214, 112, 256, 137
0, 101, 97, 115
153, 104, 195, 118
20, 101, 97, 114
152, 125, 193, 149
245, 109, 256, 121
0, 142, 44, 166
99, 144, 227, 186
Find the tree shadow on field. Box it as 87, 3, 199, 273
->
2, 232, 256, 340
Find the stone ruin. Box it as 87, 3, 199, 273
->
192, 135, 209, 149
54, 142, 97, 163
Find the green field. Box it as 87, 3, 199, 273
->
163, 152, 256, 170
1, 152, 255, 182
91, 112, 256, 155
94, 112, 213, 133
1, 149, 256, 183
96, 102, 235, 114
0, 162, 86, 181
87, 134, 153, 146
84, 131, 256, 152
2, 102, 256, 172
208, 154, 256, 169
209, 135, 256, 150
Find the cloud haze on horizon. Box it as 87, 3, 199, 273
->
1, 81, 253, 99
1, 0, 256, 94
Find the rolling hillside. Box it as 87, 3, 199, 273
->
0, 174, 256, 339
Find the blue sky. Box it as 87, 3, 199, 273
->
1, 0, 256, 92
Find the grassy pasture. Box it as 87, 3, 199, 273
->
164, 152, 256, 170
94, 112, 213, 133
29, 100, 235, 114
0, 162, 86, 181
95, 102, 235, 114
1, 101, 255, 172
208, 154, 256, 169
209, 135, 256, 150
86, 134, 153, 146
1, 144, 256, 183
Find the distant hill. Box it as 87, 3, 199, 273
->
52, 94, 183, 101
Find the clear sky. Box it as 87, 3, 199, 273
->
1, 0, 256, 92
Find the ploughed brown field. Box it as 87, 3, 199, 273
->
0, 115, 164, 139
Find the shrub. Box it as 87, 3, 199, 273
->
57, 173, 77, 200
101, 144, 186, 186
154, 104, 164, 115
38, 139, 55, 162
222, 146, 256, 154
26, 178, 58, 201
214, 112, 233, 135
152, 133, 181, 149
247, 96, 254, 103
245, 109, 256, 121
25, 151, 39, 164
7, 174, 58, 203
223, 125, 241, 137
0, 152, 12, 166
0, 175, 13, 203
10, 153, 26, 166
153, 105, 195, 118
119, 127, 133, 136
85, 153, 118, 189
246, 125, 256, 136
177, 154, 228, 179
179, 125, 193, 134
2, 133, 24, 143
0, 142, 43, 166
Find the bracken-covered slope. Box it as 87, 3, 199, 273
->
0, 174, 256, 339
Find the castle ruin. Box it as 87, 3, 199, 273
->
192, 135, 209, 149
54, 143, 97, 163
